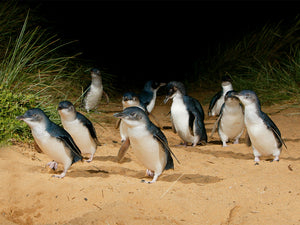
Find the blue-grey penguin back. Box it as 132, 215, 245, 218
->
46, 119, 83, 164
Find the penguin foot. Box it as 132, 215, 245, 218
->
254, 162, 259, 165
141, 174, 159, 184
233, 139, 239, 144
85, 154, 94, 163
47, 161, 58, 170
52, 172, 66, 178
222, 142, 228, 147
272, 156, 280, 162
271, 159, 279, 162
146, 169, 154, 177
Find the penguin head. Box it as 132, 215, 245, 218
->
164, 81, 186, 103
90, 68, 101, 80
221, 75, 232, 87
224, 90, 240, 105
122, 92, 140, 109
233, 90, 260, 107
57, 101, 76, 120
113, 106, 148, 127
16, 108, 48, 128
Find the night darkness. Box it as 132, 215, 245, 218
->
25, 1, 299, 85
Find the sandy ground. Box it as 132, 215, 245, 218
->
1, 93, 300, 225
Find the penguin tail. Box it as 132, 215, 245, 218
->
72, 154, 83, 164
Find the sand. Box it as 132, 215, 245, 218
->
1, 94, 300, 225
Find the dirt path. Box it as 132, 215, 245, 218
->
1, 95, 300, 225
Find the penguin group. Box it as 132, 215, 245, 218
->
17, 69, 286, 183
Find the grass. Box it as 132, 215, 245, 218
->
196, 16, 300, 104
0, 2, 119, 146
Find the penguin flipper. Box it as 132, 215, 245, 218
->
152, 128, 180, 165
117, 138, 130, 162
57, 135, 83, 163
261, 112, 287, 149
116, 118, 121, 129
47, 123, 83, 163
192, 97, 205, 121
270, 126, 287, 149
210, 110, 222, 138
77, 112, 101, 146
208, 91, 222, 115
103, 91, 110, 104
184, 96, 207, 144
171, 116, 177, 133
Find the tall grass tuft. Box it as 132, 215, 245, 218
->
0, 7, 81, 146
197, 16, 300, 104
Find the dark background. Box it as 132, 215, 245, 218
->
24, 1, 299, 84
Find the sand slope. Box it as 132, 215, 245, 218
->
1, 96, 300, 225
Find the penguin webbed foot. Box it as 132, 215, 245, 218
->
254, 162, 259, 165
47, 161, 58, 170
85, 154, 94, 163
146, 169, 154, 177
52, 171, 66, 179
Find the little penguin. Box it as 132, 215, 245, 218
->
138, 80, 166, 113
113, 107, 179, 183
211, 91, 245, 147
208, 75, 233, 116
58, 101, 101, 162
122, 92, 146, 111
82, 68, 109, 113
117, 92, 146, 141
116, 92, 148, 161
232, 90, 287, 164
17, 108, 83, 178
164, 81, 207, 146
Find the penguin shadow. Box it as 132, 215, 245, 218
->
284, 138, 300, 143
67, 167, 110, 178
177, 144, 254, 160
160, 173, 222, 185
92, 155, 132, 163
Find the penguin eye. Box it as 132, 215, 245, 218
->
130, 112, 136, 117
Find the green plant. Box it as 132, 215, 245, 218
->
196, 16, 300, 104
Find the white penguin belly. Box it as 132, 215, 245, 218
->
246, 119, 278, 155
85, 85, 103, 110
147, 92, 156, 113
171, 99, 194, 143
219, 107, 244, 139
62, 119, 96, 155
32, 127, 72, 165
128, 126, 166, 172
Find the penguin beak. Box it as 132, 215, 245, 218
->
159, 82, 166, 87
230, 91, 240, 98
16, 115, 26, 120
113, 112, 126, 119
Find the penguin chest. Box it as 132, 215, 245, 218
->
245, 114, 278, 155
128, 126, 166, 172
32, 127, 72, 165
219, 106, 244, 138
85, 85, 103, 109
147, 92, 156, 113
171, 99, 194, 142
62, 119, 96, 154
